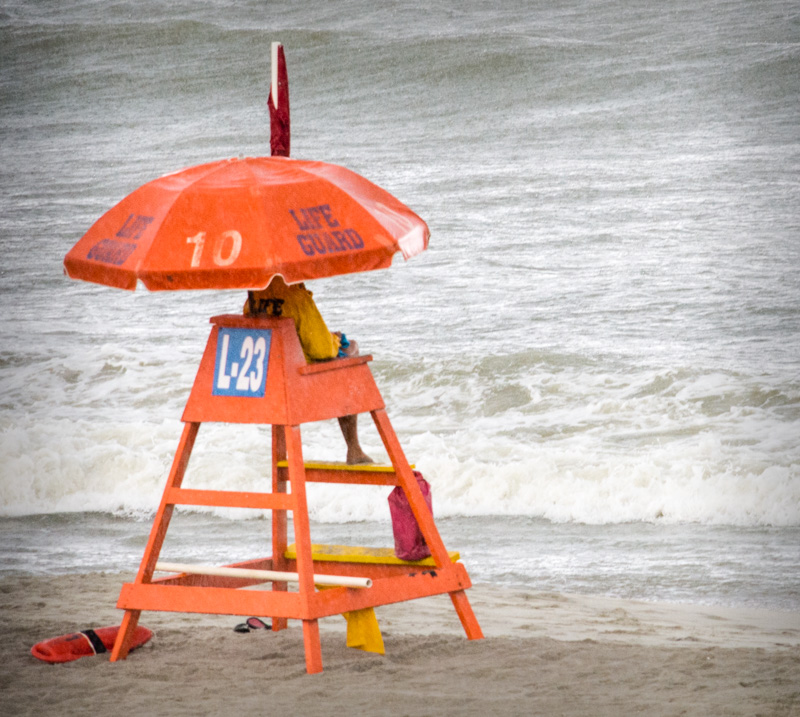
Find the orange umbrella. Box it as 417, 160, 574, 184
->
63, 155, 429, 291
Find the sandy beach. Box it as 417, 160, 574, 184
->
2, 573, 798, 716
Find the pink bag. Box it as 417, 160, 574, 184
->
388, 471, 432, 561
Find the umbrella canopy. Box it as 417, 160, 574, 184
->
63, 156, 429, 291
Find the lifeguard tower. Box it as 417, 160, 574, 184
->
63, 42, 482, 673
109, 313, 483, 673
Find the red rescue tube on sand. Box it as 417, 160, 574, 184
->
31, 625, 153, 664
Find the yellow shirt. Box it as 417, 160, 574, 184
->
244, 277, 340, 362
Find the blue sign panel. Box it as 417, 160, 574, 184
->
212, 328, 271, 398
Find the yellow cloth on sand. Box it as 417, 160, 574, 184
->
244, 277, 340, 362
316, 583, 385, 655
343, 607, 385, 654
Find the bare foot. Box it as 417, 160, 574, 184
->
343, 339, 359, 357
346, 450, 374, 465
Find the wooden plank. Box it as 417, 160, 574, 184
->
276, 460, 414, 486
167, 487, 294, 511
298, 355, 372, 375
117, 582, 303, 618
309, 564, 473, 618
285, 543, 459, 566
276, 460, 413, 473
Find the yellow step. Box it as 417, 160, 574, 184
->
285, 543, 459, 566
276, 460, 414, 473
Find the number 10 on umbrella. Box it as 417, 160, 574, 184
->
212, 328, 271, 397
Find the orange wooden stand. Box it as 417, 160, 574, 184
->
110, 314, 482, 673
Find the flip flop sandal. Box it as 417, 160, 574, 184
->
246, 617, 271, 630
233, 623, 251, 633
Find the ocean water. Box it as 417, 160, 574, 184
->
1, 0, 798, 610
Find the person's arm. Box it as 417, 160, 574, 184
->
294, 291, 340, 361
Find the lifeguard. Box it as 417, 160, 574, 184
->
244, 276, 373, 465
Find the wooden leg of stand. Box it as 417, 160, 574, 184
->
271, 424, 289, 632
302, 619, 324, 674
110, 609, 141, 661
137, 421, 200, 581
370, 409, 451, 567
285, 425, 323, 673
111, 421, 200, 661
371, 408, 484, 642
450, 590, 484, 640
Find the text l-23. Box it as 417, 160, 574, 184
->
213, 328, 271, 397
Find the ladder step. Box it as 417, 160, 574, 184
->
118, 582, 302, 618
276, 460, 415, 486
285, 544, 460, 566
276, 460, 414, 473
167, 487, 294, 511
